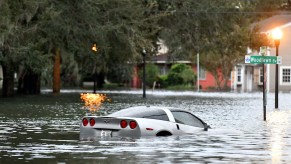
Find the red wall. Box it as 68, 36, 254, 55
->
131, 66, 140, 88
131, 65, 231, 90
193, 66, 231, 90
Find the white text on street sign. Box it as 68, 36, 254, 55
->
245, 55, 282, 64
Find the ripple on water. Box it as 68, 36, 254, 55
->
1, 92, 291, 163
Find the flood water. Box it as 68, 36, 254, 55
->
1, 90, 291, 163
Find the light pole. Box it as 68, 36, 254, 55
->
272, 28, 282, 109
91, 44, 98, 93
142, 50, 146, 98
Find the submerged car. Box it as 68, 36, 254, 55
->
80, 106, 209, 140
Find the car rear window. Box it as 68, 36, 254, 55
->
142, 114, 169, 121
108, 106, 169, 121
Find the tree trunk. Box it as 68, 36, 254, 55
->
213, 73, 221, 90
96, 71, 105, 89
222, 68, 231, 90
18, 70, 41, 94
2, 63, 15, 97
223, 74, 229, 90
53, 48, 61, 93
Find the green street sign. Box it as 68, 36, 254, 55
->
245, 55, 282, 64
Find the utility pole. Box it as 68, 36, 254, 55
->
197, 52, 200, 92
142, 50, 146, 98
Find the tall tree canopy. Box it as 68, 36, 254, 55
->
0, 0, 290, 96
0, 0, 163, 96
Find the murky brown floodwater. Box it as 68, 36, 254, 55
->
0, 90, 291, 163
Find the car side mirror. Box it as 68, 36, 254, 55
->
203, 123, 210, 131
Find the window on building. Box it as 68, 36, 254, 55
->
199, 68, 206, 80
237, 67, 242, 84
281, 67, 291, 85
158, 65, 168, 75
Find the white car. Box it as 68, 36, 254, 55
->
80, 106, 209, 140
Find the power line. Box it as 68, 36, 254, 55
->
155, 10, 291, 15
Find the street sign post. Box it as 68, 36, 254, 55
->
263, 64, 267, 121
260, 46, 267, 120
245, 48, 283, 121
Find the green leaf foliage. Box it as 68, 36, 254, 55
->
138, 63, 159, 87
107, 63, 134, 85
156, 0, 287, 89
157, 75, 168, 88
167, 64, 195, 86
1, 0, 290, 95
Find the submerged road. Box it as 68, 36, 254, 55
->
0, 90, 291, 163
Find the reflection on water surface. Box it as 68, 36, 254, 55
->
0, 90, 291, 163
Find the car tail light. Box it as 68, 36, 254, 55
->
90, 118, 95, 126
120, 120, 127, 128
82, 118, 88, 126
129, 121, 137, 129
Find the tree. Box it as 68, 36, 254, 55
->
1, 0, 287, 97
138, 63, 159, 87
0, 0, 58, 96
157, 0, 285, 89
0, 0, 166, 96
107, 63, 133, 86
85, 0, 164, 88
0, 0, 39, 96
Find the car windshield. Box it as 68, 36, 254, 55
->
108, 106, 169, 121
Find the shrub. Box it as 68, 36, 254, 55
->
166, 64, 195, 86
157, 75, 168, 88
181, 67, 196, 84
167, 72, 183, 85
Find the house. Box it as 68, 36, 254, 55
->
232, 15, 291, 93
131, 53, 231, 90
232, 54, 265, 92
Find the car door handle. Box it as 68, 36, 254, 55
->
176, 124, 180, 130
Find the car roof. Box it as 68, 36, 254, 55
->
107, 106, 207, 127
108, 106, 175, 118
